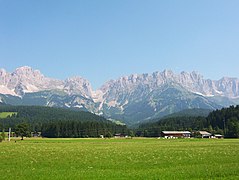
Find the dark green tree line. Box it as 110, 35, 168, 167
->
136, 105, 239, 138
0, 105, 130, 138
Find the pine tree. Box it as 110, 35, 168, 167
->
15, 123, 31, 140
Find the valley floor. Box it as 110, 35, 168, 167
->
0, 138, 239, 179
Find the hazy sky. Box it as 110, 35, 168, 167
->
1, 0, 239, 89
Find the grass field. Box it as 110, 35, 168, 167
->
0, 112, 17, 118
0, 138, 238, 179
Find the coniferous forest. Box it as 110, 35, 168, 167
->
137, 105, 239, 138
0, 105, 239, 138
0, 106, 129, 138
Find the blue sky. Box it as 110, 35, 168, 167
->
1, 0, 239, 89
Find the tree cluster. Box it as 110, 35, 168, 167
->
0, 105, 106, 130
207, 105, 239, 138
136, 116, 207, 137
41, 121, 128, 138
136, 105, 239, 138
0, 105, 130, 138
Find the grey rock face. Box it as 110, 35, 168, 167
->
0, 66, 91, 97
0, 67, 238, 125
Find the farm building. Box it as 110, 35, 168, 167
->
198, 131, 211, 138
114, 133, 125, 138
161, 131, 191, 138
213, 134, 224, 139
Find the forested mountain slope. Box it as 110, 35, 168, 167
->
0, 105, 129, 138
137, 106, 239, 138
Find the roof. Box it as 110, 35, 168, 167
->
214, 134, 223, 137
162, 131, 191, 134
199, 131, 211, 135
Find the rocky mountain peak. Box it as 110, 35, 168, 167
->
0, 68, 8, 85
14, 66, 34, 77
161, 69, 174, 78
64, 76, 93, 97
98, 70, 239, 101
0, 68, 7, 75
15, 66, 33, 73
0, 67, 93, 97
217, 77, 239, 97
0, 66, 239, 125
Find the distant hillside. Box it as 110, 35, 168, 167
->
0, 112, 17, 119
0, 105, 106, 124
136, 105, 239, 138
0, 100, 6, 105
138, 108, 211, 126
162, 108, 212, 119
0, 105, 129, 138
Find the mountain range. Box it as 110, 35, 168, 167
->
0, 66, 239, 126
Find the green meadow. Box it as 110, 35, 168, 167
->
0, 138, 238, 179
0, 112, 17, 118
